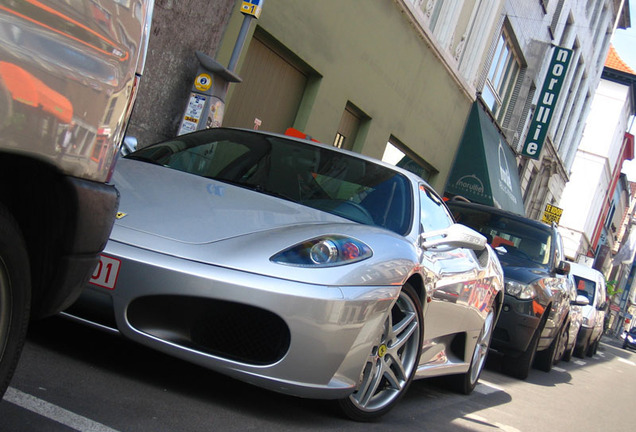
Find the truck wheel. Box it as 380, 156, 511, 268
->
0, 204, 31, 398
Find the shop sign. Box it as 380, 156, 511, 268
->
541, 203, 563, 224
521, 46, 572, 159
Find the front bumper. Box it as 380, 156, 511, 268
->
65, 239, 401, 399
36, 176, 119, 318
491, 294, 542, 354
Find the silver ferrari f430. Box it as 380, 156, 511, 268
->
64, 128, 503, 421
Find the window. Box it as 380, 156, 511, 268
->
419, 185, 453, 233
382, 138, 436, 181
482, 27, 521, 123
333, 102, 366, 151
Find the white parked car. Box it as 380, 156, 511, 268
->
569, 261, 608, 357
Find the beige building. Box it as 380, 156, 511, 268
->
214, 0, 506, 192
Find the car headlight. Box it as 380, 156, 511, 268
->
271, 235, 372, 267
628, 335, 635, 343
505, 280, 536, 300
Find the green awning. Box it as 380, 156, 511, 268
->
445, 102, 525, 215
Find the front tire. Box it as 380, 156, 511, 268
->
535, 320, 568, 372
0, 204, 31, 398
339, 283, 422, 422
587, 337, 599, 357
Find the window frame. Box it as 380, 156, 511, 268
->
482, 26, 522, 123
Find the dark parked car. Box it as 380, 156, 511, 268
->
623, 327, 636, 350
0, 0, 153, 398
447, 201, 587, 379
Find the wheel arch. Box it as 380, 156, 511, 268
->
0, 153, 117, 318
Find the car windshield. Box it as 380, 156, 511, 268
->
126, 129, 413, 235
573, 276, 596, 303
451, 206, 552, 267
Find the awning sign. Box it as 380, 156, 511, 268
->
445, 102, 526, 215
541, 203, 563, 224
521, 46, 572, 159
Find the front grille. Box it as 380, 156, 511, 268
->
128, 295, 290, 365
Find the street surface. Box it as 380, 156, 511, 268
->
1, 316, 632, 431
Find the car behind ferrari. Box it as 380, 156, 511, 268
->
64, 128, 503, 421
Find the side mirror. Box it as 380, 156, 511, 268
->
573, 295, 590, 307
121, 135, 138, 156
421, 223, 487, 251
555, 260, 570, 275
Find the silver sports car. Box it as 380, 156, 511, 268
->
64, 128, 503, 421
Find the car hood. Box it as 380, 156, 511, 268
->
110, 158, 346, 245
496, 251, 550, 284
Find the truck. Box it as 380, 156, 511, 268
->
0, 0, 154, 397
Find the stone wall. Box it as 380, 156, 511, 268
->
127, 0, 235, 147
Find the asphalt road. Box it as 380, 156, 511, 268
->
1, 317, 633, 431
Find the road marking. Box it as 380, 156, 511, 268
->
618, 358, 636, 366
459, 413, 522, 432
552, 366, 566, 373
573, 360, 586, 366
3, 387, 120, 432
475, 380, 504, 395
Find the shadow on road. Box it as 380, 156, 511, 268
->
17, 316, 517, 432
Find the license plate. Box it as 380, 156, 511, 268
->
90, 254, 121, 290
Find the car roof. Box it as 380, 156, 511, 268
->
446, 200, 550, 231
568, 261, 604, 282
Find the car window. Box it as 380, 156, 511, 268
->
449, 205, 552, 267
574, 275, 596, 302
419, 185, 453, 233
127, 129, 414, 235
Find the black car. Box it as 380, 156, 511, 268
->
623, 328, 636, 350
448, 201, 586, 379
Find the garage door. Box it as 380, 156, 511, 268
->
223, 35, 307, 134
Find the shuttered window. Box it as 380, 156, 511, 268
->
481, 27, 521, 124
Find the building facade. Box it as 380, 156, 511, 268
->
505, 1, 628, 220
127, 0, 628, 219
558, 45, 636, 268
214, 0, 507, 192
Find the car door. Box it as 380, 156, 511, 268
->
418, 185, 493, 341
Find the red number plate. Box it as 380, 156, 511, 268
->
90, 255, 121, 290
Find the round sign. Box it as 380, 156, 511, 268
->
194, 73, 212, 92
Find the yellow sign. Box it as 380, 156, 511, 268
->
241, 0, 263, 18
541, 204, 563, 225
194, 73, 212, 92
